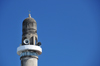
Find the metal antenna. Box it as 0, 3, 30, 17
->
28, 10, 31, 14
28, 10, 31, 18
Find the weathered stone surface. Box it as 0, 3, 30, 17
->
21, 57, 38, 66
22, 17, 38, 45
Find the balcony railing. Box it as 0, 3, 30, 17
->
20, 51, 38, 57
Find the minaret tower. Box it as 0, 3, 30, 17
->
17, 13, 42, 66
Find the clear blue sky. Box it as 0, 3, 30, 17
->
0, 0, 100, 66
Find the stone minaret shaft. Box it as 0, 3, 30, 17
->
17, 14, 42, 66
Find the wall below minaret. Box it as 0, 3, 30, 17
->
21, 56, 38, 66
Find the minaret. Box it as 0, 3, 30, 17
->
17, 13, 42, 66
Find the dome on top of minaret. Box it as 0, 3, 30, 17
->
23, 14, 36, 23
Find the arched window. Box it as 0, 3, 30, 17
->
30, 37, 33, 45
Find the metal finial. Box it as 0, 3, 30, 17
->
28, 10, 31, 14
28, 10, 31, 18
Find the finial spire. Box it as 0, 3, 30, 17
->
28, 10, 31, 18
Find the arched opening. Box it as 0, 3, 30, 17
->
30, 37, 33, 45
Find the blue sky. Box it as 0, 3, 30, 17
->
0, 0, 100, 66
